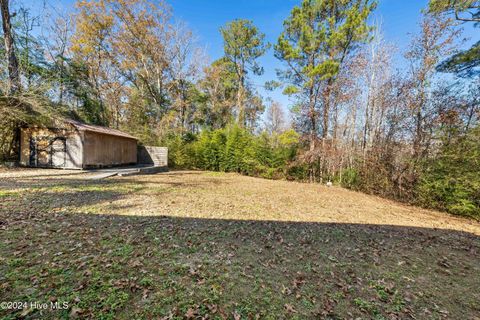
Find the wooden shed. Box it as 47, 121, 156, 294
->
19, 120, 138, 169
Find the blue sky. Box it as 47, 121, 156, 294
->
169, 0, 428, 60
166, 0, 477, 110
21, 0, 479, 111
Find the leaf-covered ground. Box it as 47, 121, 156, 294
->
1, 169, 479, 319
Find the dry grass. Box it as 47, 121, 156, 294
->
96, 171, 480, 234
1, 169, 479, 319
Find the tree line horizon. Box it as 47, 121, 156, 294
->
0, 0, 479, 218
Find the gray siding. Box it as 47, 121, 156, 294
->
138, 146, 168, 166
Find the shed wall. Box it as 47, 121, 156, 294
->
19, 128, 83, 169
83, 131, 137, 167
137, 146, 168, 167
20, 129, 29, 166
65, 131, 84, 169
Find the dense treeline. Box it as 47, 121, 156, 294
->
168, 125, 300, 178
0, 0, 479, 218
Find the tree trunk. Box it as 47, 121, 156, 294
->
308, 84, 316, 183
362, 90, 371, 166
322, 79, 333, 139
362, 94, 370, 152
413, 108, 423, 159
413, 87, 426, 161
1, 0, 21, 94
237, 73, 246, 127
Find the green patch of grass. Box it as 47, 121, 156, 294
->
139, 277, 154, 287
390, 293, 406, 313
114, 244, 134, 258
370, 282, 389, 302
354, 297, 379, 315
74, 270, 131, 319
7, 258, 24, 267
0, 189, 22, 198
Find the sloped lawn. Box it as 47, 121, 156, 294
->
1, 169, 479, 319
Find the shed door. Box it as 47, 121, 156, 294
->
36, 138, 50, 166
51, 138, 66, 167
29, 137, 66, 167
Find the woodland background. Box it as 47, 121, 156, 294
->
0, 0, 479, 218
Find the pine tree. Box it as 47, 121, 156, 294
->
220, 19, 270, 127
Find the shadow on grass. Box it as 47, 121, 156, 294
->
1, 210, 479, 319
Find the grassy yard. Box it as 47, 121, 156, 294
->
0, 169, 479, 319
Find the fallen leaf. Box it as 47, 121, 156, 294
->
285, 303, 296, 313
185, 307, 196, 319
70, 307, 83, 318
233, 310, 241, 320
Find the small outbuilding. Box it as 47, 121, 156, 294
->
19, 120, 138, 169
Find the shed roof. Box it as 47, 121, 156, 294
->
66, 120, 138, 140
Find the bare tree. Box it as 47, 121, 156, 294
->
360, 23, 396, 157
42, 6, 74, 105
265, 101, 286, 134
404, 13, 460, 161
166, 20, 205, 131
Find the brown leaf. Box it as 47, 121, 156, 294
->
233, 310, 241, 320
292, 274, 306, 289
142, 289, 149, 300
281, 284, 292, 295
284, 303, 296, 313
70, 307, 83, 318
131, 259, 143, 268
185, 308, 196, 319
19, 308, 34, 317
207, 304, 217, 314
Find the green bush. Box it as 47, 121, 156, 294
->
166, 124, 300, 180
418, 127, 480, 219
195, 129, 226, 170
285, 163, 309, 181
164, 134, 196, 169
340, 167, 360, 190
